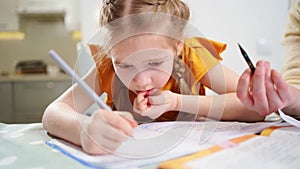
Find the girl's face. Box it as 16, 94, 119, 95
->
111, 34, 181, 94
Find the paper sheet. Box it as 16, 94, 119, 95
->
46, 121, 281, 169
265, 125, 300, 138
278, 109, 300, 128
184, 135, 300, 169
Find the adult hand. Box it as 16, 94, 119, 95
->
237, 60, 297, 116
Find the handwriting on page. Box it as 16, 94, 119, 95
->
134, 121, 280, 145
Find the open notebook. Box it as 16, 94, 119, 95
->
160, 123, 300, 169
46, 121, 280, 169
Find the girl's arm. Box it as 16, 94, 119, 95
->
42, 67, 101, 145
138, 63, 265, 122
176, 63, 265, 122
42, 67, 137, 154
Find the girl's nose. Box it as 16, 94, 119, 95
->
133, 71, 152, 87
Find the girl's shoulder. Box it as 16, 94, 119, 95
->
183, 37, 226, 60
180, 37, 226, 82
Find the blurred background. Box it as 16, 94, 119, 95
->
0, 0, 297, 123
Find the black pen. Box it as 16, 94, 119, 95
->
238, 43, 256, 73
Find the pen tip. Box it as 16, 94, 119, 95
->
237, 43, 244, 51
237, 43, 242, 48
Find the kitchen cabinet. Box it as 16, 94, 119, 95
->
14, 80, 71, 123
0, 0, 19, 31
0, 74, 71, 123
0, 82, 14, 123
17, 0, 81, 31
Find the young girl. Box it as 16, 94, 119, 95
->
42, 0, 264, 155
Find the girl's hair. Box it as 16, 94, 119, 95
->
99, 0, 190, 51
96, 0, 198, 121
99, 0, 190, 27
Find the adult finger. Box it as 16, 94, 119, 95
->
237, 68, 254, 109
263, 62, 281, 114
251, 60, 269, 115
271, 69, 289, 108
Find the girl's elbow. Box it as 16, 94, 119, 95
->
42, 104, 56, 131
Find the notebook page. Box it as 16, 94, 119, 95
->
46, 121, 280, 169
184, 136, 300, 169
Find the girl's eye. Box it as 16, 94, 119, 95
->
148, 61, 164, 67
117, 64, 133, 69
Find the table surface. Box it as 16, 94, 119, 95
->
0, 123, 159, 169
0, 123, 87, 169
0, 113, 285, 169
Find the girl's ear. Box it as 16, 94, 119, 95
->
175, 41, 184, 55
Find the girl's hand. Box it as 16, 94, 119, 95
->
133, 90, 179, 119
237, 60, 298, 116
80, 110, 137, 155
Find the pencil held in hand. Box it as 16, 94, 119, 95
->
48, 49, 113, 111
238, 43, 256, 73
48, 49, 137, 128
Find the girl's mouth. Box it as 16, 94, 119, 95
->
145, 88, 155, 97
136, 88, 155, 97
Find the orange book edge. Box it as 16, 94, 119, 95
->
260, 125, 293, 136
159, 134, 256, 169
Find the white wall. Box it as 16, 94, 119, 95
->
79, 0, 100, 43
76, 0, 100, 76
186, 0, 289, 73
79, 0, 290, 75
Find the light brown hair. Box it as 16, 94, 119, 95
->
99, 0, 190, 27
